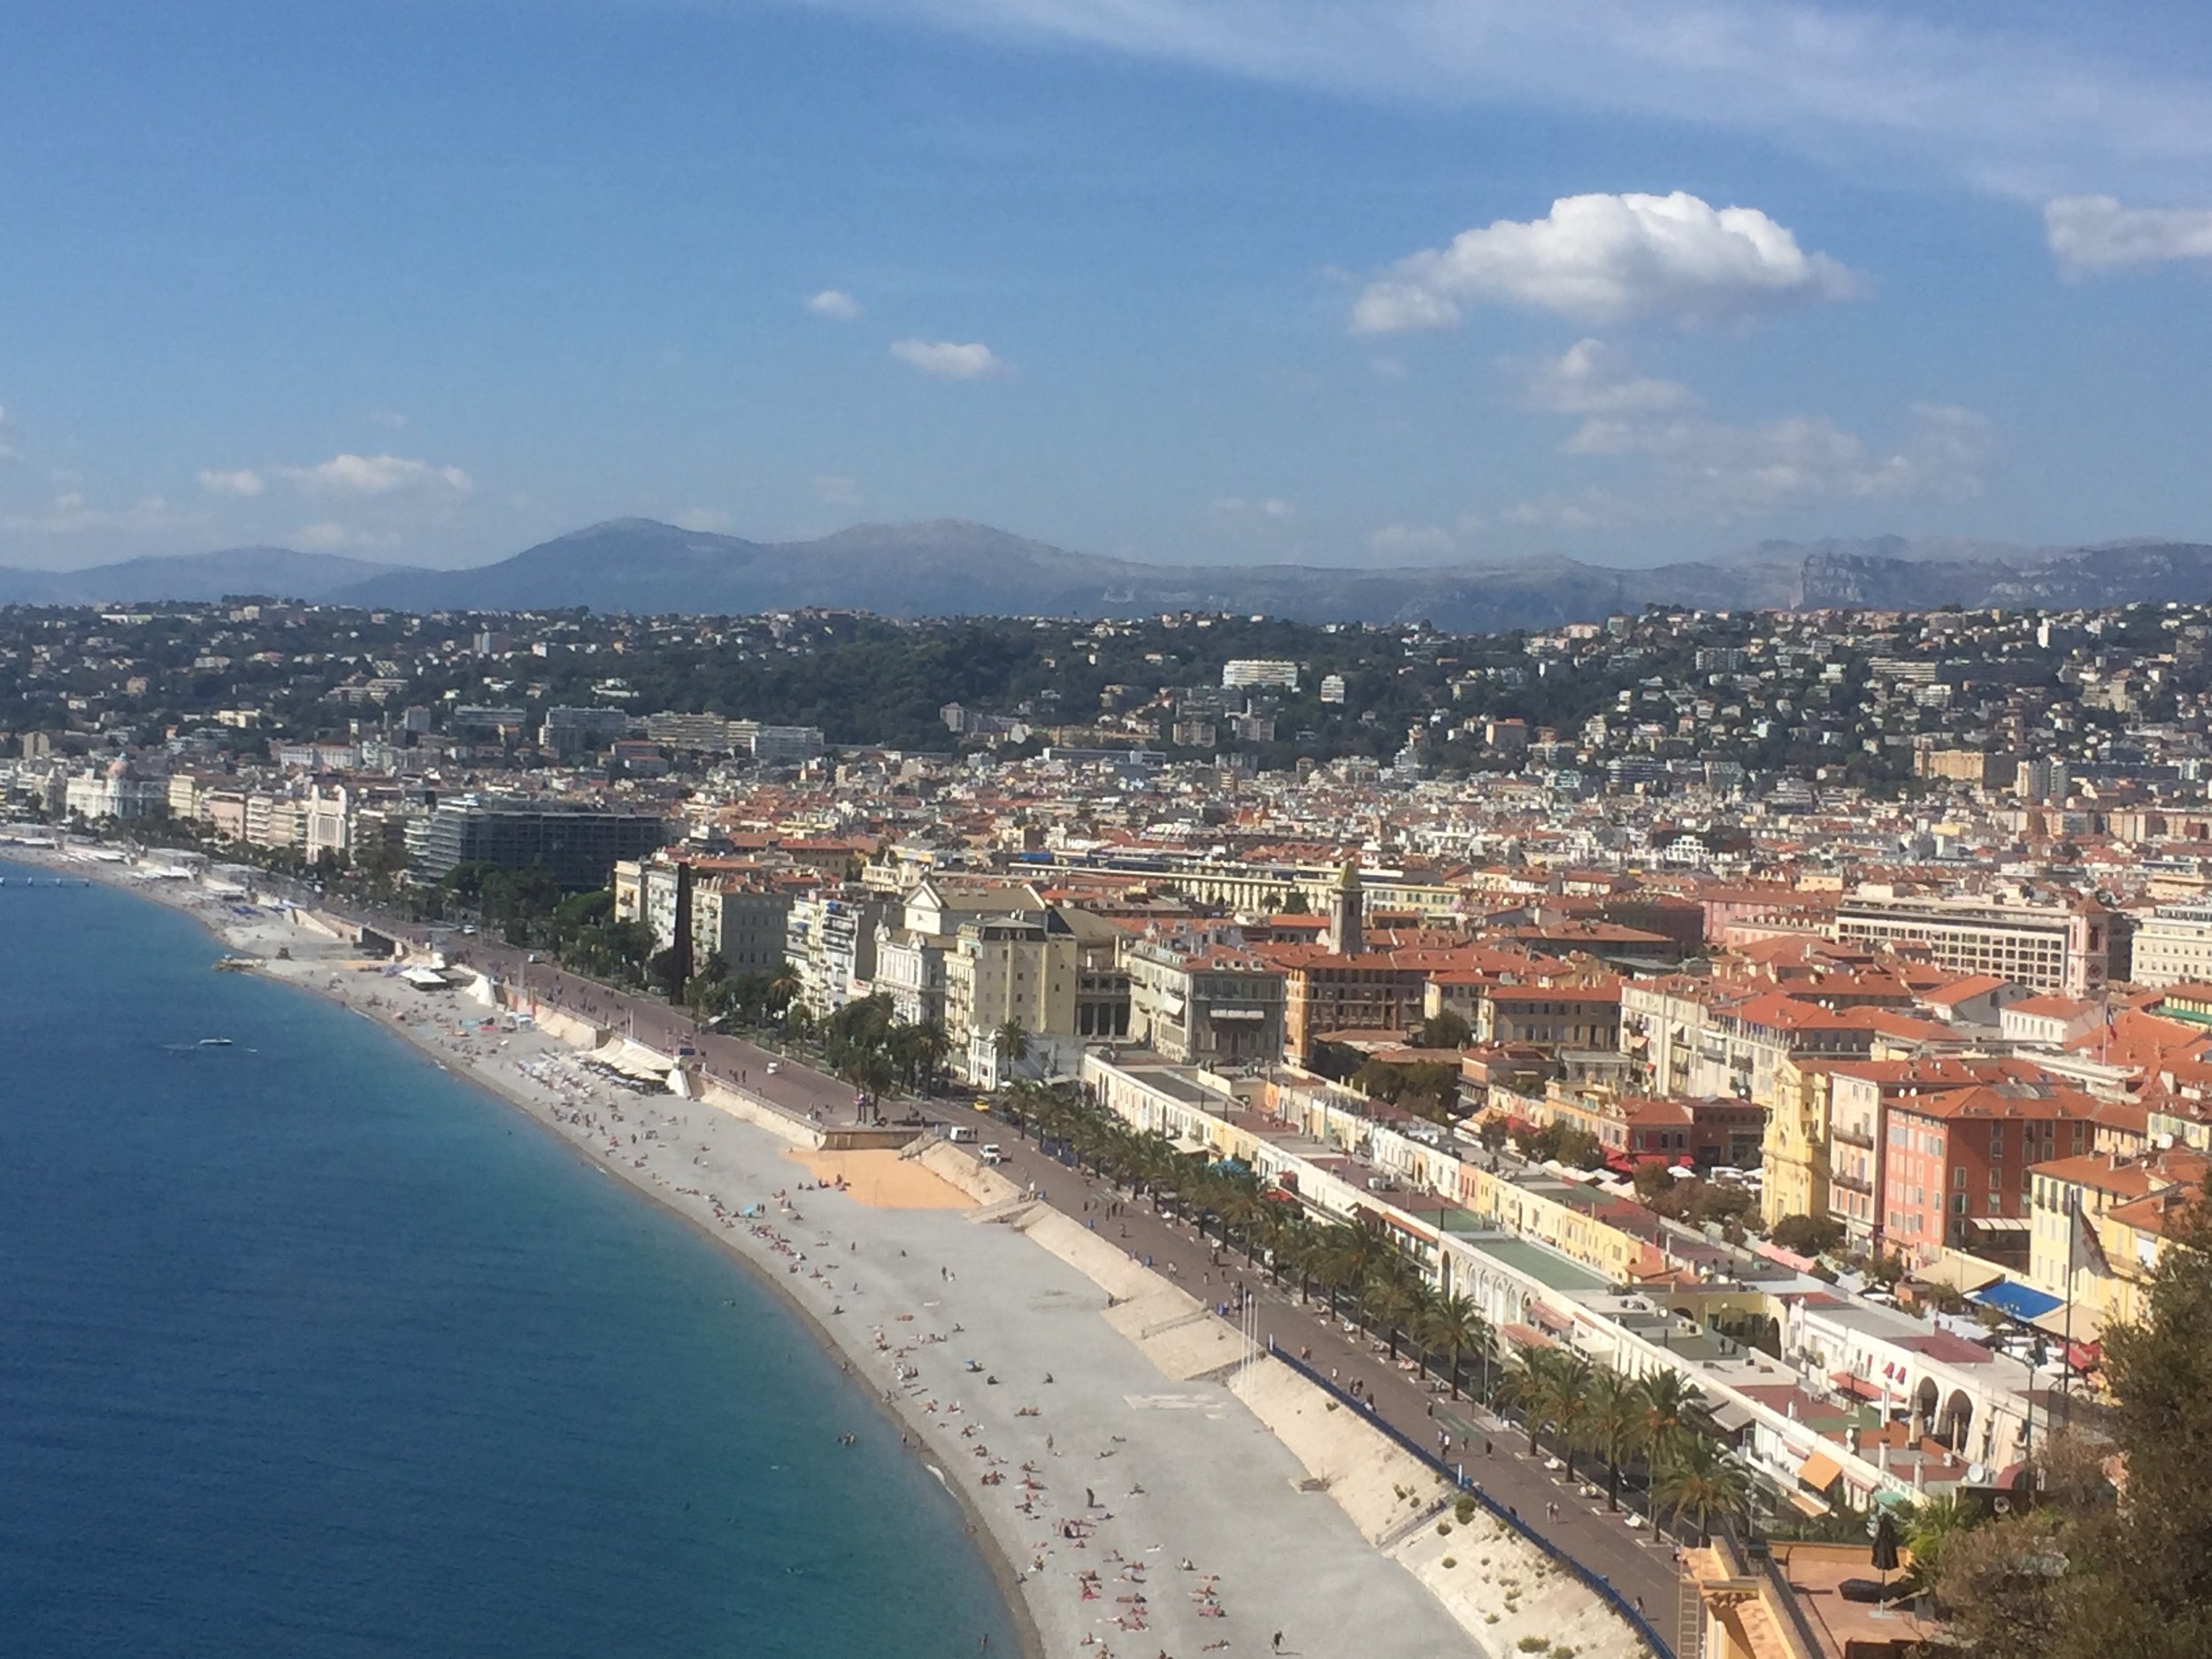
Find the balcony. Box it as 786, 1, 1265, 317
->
1831, 1170, 1874, 1194
1832, 1125, 1874, 1149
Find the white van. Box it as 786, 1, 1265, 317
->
979, 1144, 1004, 1165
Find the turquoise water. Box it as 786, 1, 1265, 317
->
0, 864, 1018, 1657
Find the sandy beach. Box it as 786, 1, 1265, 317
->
11, 849, 1637, 1659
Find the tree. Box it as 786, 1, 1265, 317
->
1653, 1435, 1752, 1543
1478, 1118, 1509, 1154
1419, 1292, 1489, 1402
1935, 1194, 2212, 1659
992, 1019, 1031, 1081
1417, 1010, 1472, 1049
1770, 1213, 1844, 1256
1636, 1368, 1714, 1466
1582, 1367, 1649, 1511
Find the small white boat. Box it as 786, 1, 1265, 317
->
198, 1038, 234, 1047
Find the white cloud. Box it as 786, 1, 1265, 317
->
890, 339, 1011, 379
811, 474, 863, 506
675, 508, 735, 532
1522, 340, 1694, 415
280, 453, 472, 495
2044, 196, 2212, 275
1354, 192, 1860, 331
1510, 397, 1994, 527
0, 405, 15, 462
806, 288, 863, 319
819, 2, 2212, 200
369, 407, 408, 431
1210, 495, 1294, 518
197, 467, 266, 497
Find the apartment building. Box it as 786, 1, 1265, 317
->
1881, 1084, 2103, 1267
2128, 902, 2212, 988
1479, 983, 1622, 1050
1832, 890, 2109, 996
1122, 930, 1286, 1070
782, 888, 890, 1015
2027, 1148, 2208, 1331
946, 911, 1079, 1086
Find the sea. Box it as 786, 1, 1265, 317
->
0, 864, 1019, 1658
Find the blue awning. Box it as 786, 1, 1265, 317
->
1969, 1279, 2064, 1321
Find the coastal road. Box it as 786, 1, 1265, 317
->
401, 934, 1682, 1624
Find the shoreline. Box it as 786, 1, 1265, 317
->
10, 846, 1535, 1659
0, 850, 1047, 1659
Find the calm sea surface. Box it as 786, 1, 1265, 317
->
0, 863, 1017, 1657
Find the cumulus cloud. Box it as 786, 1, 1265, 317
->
1355, 192, 1860, 331
815, 2, 2212, 202
2044, 196, 2212, 274
675, 507, 735, 532
890, 339, 1011, 379
1510, 396, 1994, 527
811, 474, 863, 506
280, 453, 472, 495
806, 288, 863, 319
197, 467, 265, 496
1522, 339, 1694, 415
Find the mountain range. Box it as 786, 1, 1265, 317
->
6, 520, 2212, 631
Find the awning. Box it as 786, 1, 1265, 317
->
1497, 1323, 1555, 1350
1786, 1491, 1832, 1517
1830, 1371, 1883, 1402
1969, 1279, 2066, 1322
1797, 1450, 1843, 1490
1916, 1255, 2005, 1294
2028, 1302, 2106, 1343
1170, 1134, 1210, 1156
589, 1041, 676, 1081
1709, 1401, 1755, 1433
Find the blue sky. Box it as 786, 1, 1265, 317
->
2, 0, 2209, 572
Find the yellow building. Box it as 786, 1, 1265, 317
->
1761, 1056, 1835, 1230
2028, 1148, 2206, 1333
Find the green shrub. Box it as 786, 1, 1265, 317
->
1517, 1639, 1551, 1655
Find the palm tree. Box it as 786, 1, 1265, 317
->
1501, 1348, 1557, 1456
992, 1019, 1031, 1082
1538, 1352, 1596, 1482
1653, 1436, 1753, 1543
1419, 1292, 1489, 1402
1581, 1367, 1649, 1511
1901, 1493, 1972, 1595
1364, 1273, 1419, 1362
1636, 1369, 1715, 1467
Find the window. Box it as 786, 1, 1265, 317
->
1955, 1166, 1968, 1189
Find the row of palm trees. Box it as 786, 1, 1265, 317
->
1500, 1347, 1754, 1540
995, 1079, 1763, 1542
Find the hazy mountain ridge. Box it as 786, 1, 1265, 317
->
0, 547, 403, 606
7, 523, 2212, 627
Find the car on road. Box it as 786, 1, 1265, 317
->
979, 1144, 1004, 1165
764, 1060, 780, 1075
